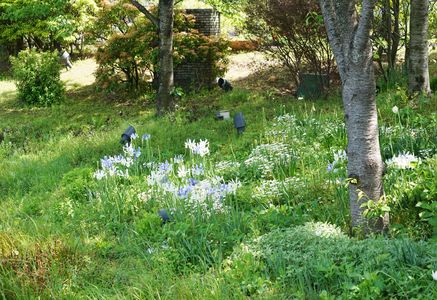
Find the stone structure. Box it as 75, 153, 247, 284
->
174, 9, 220, 91
184, 9, 220, 36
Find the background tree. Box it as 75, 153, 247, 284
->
92, 2, 228, 92
130, 0, 174, 115
0, 0, 97, 55
245, 0, 334, 88
319, 0, 388, 234
408, 0, 431, 95
372, 0, 401, 83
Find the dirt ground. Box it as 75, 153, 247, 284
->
1, 51, 291, 98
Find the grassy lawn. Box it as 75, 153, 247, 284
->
0, 56, 436, 298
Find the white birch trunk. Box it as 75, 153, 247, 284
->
320, 0, 388, 233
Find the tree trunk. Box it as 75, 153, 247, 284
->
157, 0, 174, 115
390, 0, 400, 69
408, 0, 431, 95
320, 0, 388, 234
343, 66, 386, 232
403, 1, 410, 73
130, 0, 174, 115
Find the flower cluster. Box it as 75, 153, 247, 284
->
146, 162, 240, 214
185, 139, 210, 157
93, 143, 141, 180
214, 160, 240, 177
303, 222, 347, 238
253, 177, 303, 203
245, 142, 295, 178
265, 114, 298, 141
386, 152, 420, 169
326, 149, 347, 173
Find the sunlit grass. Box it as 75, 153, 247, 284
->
0, 53, 436, 298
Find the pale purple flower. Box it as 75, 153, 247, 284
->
178, 186, 191, 198
191, 164, 204, 176
142, 134, 151, 141
159, 161, 172, 172
134, 147, 141, 159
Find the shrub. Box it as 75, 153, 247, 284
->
226, 222, 436, 298
93, 2, 229, 92
245, 0, 335, 87
10, 49, 65, 106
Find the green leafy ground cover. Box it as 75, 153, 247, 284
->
0, 57, 436, 299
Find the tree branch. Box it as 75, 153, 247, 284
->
353, 0, 376, 52
319, 0, 348, 79
130, 0, 159, 28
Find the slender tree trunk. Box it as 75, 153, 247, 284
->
390, 0, 400, 69
403, 1, 410, 73
408, 0, 431, 95
383, 0, 393, 70
157, 0, 174, 115
130, 0, 174, 115
320, 0, 388, 234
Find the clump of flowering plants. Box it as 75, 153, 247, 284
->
92, 134, 241, 221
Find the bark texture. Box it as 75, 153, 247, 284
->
408, 0, 431, 95
157, 0, 174, 115
320, 0, 388, 233
130, 0, 174, 115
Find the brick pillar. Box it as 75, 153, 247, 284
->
174, 9, 221, 91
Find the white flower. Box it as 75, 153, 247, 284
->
386, 152, 419, 169
177, 165, 189, 178
173, 155, 184, 164
392, 106, 399, 114
185, 139, 210, 157
185, 139, 196, 151
244, 142, 295, 178
123, 143, 135, 157
196, 139, 210, 157
94, 169, 106, 180
333, 149, 347, 162
432, 271, 437, 281
138, 191, 151, 203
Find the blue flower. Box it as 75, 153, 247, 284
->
159, 161, 172, 172
192, 164, 204, 176
134, 147, 141, 159
178, 186, 191, 198
326, 163, 334, 172
101, 156, 113, 169
188, 178, 198, 186
142, 134, 151, 141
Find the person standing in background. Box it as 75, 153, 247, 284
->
61, 48, 73, 70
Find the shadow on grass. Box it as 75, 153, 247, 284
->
232, 63, 296, 96
0, 90, 17, 109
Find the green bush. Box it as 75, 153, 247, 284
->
10, 49, 65, 106
226, 222, 436, 299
